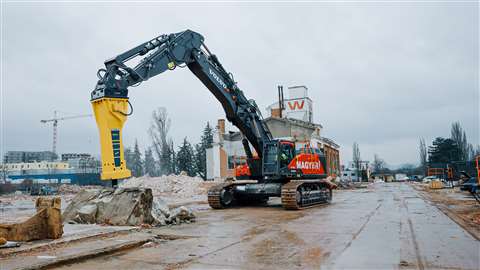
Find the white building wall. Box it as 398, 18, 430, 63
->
223, 140, 247, 157
266, 85, 313, 123
341, 169, 360, 182
206, 147, 214, 180
206, 128, 223, 180
211, 144, 221, 179
284, 98, 313, 122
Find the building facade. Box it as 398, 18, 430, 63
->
341, 161, 371, 182
266, 85, 313, 123
3, 151, 57, 163
61, 153, 91, 161
1, 156, 101, 185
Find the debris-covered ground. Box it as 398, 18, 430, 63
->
0, 175, 218, 225
412, 182, 480, 239
1, 183, 479, 270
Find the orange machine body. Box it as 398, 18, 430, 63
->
235, 141, 326, 179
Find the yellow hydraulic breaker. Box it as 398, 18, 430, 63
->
91, 97, 132, 180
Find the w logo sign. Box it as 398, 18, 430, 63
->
288, 100, 305, 110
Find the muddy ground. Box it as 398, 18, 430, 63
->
24, 183, 475, 270
412, 183, 480, 240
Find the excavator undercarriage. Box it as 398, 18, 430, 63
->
208, 179, 335, 210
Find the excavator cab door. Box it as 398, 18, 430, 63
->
262, 141, 280, 177
279, 142, 295, 170
262, 140, 295, 178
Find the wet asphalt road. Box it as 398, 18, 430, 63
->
57, 183, 479, 270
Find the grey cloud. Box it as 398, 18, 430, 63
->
2, 3, 478, 166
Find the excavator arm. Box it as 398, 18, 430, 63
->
91, 30, 272, 180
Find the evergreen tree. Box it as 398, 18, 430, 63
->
176, 137, 196, 176
195, 122, 214, 180
124, 147, 134, 172
144, 147, 157, 177
131, 140, 144, 177
428, 137, 460, 164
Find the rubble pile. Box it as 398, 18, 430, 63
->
63, 187, 195, 226
336, 180, 368, 189
63, 187, 154, 226
58, 184, 100, 194
151, 198, 195, 226
120, 175, 219, 203
57, 184, 83, 194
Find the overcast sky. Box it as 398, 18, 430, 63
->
1, 2, 478, 166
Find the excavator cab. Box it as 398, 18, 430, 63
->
262, 140, 295, 178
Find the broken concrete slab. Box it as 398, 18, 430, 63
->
63, 187, 154, 226
151, 197, 170, 226
0, 197, 63, 242
63, 187, 196, 227
0, 230, 153, 270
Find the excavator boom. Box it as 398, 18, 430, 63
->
91, 30, 271, 180
91, 30, 334, 210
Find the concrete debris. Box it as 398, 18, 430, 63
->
0, 241, 21, 249
58, 184, 83, 194
76, 204, 98, 224
336, 180, 365, 189
0, 197, 63, 241
63, 187, 196, 227
63, 187, 154, 226
150, 198, 195, 225
151, 197, 170, 226
58, 184, 100, 194
121, 175, 220, 203
169, 206, 195, 224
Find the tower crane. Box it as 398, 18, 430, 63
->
40, 111, 92, 155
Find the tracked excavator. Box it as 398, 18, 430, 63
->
91, 30, 336, 210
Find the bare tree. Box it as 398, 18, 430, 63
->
149, 108, 174, 175
352, 142, 361, 181
1, 163, 9, 184
469, 144, 480, 161
373, 154, 385, 173
451, 121, 468, 161
419, 138, 427, 172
